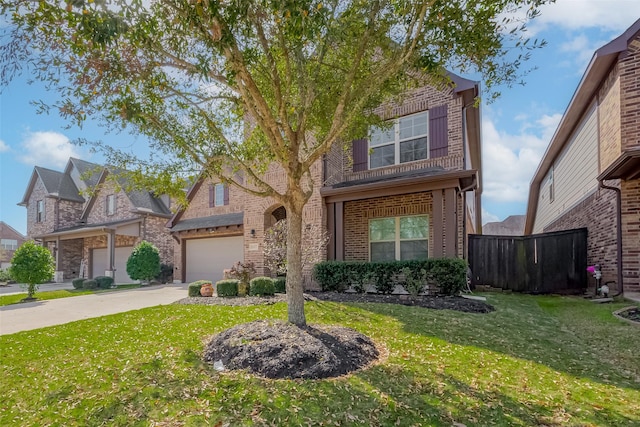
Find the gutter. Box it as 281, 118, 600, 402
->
598, 180, 623, 296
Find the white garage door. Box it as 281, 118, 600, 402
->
186, 236, 244, 284
92, 247, 134, 284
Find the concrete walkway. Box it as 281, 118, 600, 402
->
0, 283, 188, 335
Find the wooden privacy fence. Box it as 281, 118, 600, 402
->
468, 228, 588, 293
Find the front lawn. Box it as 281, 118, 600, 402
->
1, 294, 638, 426
0, 284, 141, 306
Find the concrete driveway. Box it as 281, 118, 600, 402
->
0, 283, 188, 335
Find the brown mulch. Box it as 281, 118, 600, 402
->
202, 320, 379, 380
307, 291, 495, 313
189, 291, 493, 379
617, 307, 640, 323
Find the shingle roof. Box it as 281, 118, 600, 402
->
330, 166, 447, 189
34, 166, 84, 203
69, 157, 102, 188
170, 212, 244, 232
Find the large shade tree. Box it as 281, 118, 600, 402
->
1, 0, 550, 326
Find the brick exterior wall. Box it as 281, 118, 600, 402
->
58, 238, 83, 279
621, 179, 640, 291
619, 37, 640, 153
543, 188, 618, 290
324, 85, 467, 186
343, 193, 434, 261
0, 222, 26, 265
26, 179, 56, 239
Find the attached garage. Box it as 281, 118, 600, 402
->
185, 235, 244, 284
92, 246, 134, 283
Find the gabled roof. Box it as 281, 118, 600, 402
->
524, 18, 640, 235
66, 157, 102, 188
169, 212, 244, 232
18, 166, 84, 206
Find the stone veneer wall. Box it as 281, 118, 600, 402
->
58, 239, 83, 280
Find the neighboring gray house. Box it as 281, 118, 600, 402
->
483, 215, 525, 236
18, 158, 173, 283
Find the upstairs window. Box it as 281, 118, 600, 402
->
36, 200, 44, 223
369, 215, 429, 261
1, 239, 18, 250
369, 112, 429, 169
209, 183, 229, 207
107, 194, 116, 216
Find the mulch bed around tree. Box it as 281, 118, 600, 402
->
202, 320, 380, 379
184, 292, 493, 379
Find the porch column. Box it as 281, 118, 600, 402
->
327, 202, 335, 260
335, 201, 344, 261
105, 230, 116, 279
444, 188, 457, 257
53, 236, 64, 283
432, 190, 444, 257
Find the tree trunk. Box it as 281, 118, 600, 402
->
285, 204, 306, 326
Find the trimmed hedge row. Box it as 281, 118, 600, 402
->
249, 277, 275, 296
216, 279, 239, 297
72, 276, 114, 290
188, 280, 211, 297
313, 258, 467, 296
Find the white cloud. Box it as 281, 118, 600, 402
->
18, 131, 82, 169
0, 139, 8, 152
534, 1, 640, 33
482, 111, 561, 203
559, 34, 609, 74
482, 208, 500, 225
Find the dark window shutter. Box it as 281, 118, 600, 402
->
429, 105, 448, 158
223, 185, 230, 205
352, 139, 369, 172
208, 185, 214, 208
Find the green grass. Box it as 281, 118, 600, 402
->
1, 294, 638, 426
0, 284, 141, 306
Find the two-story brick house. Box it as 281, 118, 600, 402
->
19, 158, 173, 283
168, 73, 482, 286
0, 221, 26, 269
525, 18, 640, 293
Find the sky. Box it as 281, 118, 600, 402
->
2, 1, 640, 236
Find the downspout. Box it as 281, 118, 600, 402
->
598, 180, 623, 296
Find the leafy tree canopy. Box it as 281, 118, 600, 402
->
9, 241, 55, 298
0, 0, 551, 324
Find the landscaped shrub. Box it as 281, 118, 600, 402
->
9, 240, 55, 299
226, 261, 255, 296
188, 280, 210, 297
126, 241, 161, 283
94, 276, 114, 289
402, 267, 428, 297
82, 279, 97, 290
216, 279, 239, 297
313, 258, 468, 296
0, 268, 12, 283
156, 263, 174, 284
274, 277, 286, 294
72, 278, 85, 289
249, 277, 275, 296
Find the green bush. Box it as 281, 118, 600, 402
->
273, 277, 286, 294
0, 268, 12, 282
249, 277, 275, 296
188, 280, 210, 297
313, 258, 468, 296
401, 267, 427, 297
94, 276, 114, 289
9, 240, 55, 299
216, 279, 239, 297
126, 241, 161, 282
72, 278, 85, 289
82, 279, 97, 290
156, 263, 173, 284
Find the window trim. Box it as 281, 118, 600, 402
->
106, 194, 116, 216
548, 166, 555, 203
36, 200, 44, 223
214, 183, 225, 207
368, 111, 429, 169
1, 239, 18, 250
369, 215, 429, 261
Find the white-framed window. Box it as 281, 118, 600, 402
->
107, 194, 116, 216
369, 112, 429, 169
1, 239, 18, 250
36, 200, 44, 223
214, 183, 225, 207
369, 215, 429, 261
